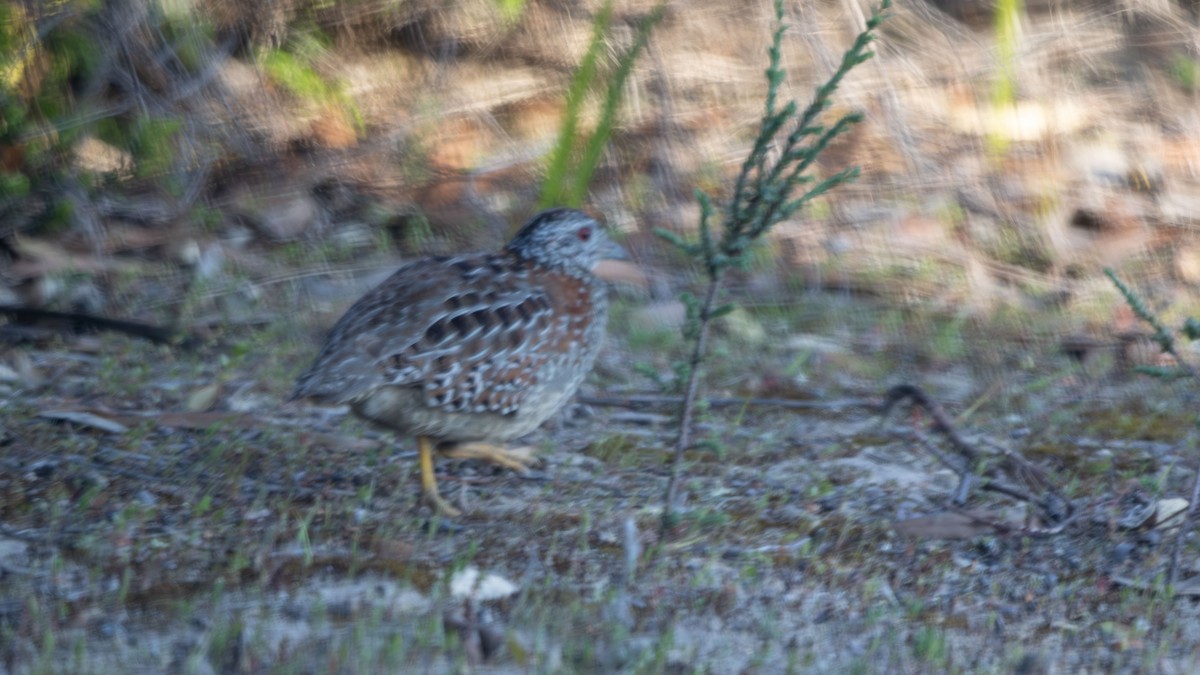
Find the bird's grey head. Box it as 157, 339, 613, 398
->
506, 208, 625, 276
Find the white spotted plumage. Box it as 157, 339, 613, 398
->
293, 208, 620, 443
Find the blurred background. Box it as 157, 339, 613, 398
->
3, 0, 1198, 366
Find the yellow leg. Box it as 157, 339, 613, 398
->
439, 442, 537, 473
418, 436, 461, 517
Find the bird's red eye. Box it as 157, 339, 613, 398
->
578, 226, 592, 241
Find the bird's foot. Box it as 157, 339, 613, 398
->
440, 442, 538, 473
424, 490, 462, 518
418, 436, 462, 517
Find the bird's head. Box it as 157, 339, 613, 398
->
506, 208, 627, 276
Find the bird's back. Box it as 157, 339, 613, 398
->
292, 250, 607, 430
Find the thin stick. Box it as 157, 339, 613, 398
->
661, 277, 722, 531
578, 394, 874, 411
882, 383, 1072, 525
1168, 432, 1200, 586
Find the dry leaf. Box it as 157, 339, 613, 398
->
40, 407, 253, 433
186, 382, 222, 412
122, 411, 251, 430
39, 410, 129, 434
894, 511, 1009, 539
450, 567, 519, 601
1152, 498, 1189, 530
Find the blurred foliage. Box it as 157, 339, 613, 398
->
263, 49, 332, 102
261, 29, 361, 130
0, 1, 74, 223
537, 0, 664, 209
1106, 268, 1196, 380
494, 0, 526, 22
0, 0, 222, 232
657, 1, 883, 279
1170, 55, 1198, 91
0, 0, 377, 236
988, 0, 1022, 154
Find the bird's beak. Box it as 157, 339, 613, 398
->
593, 237, 645, 288
600, 238, 630, 261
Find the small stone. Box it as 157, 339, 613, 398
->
1110, 542, 1135, 563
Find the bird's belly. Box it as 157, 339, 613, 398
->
351, 327, 603, 443
352, 384, 562, 442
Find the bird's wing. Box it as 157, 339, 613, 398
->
292, 253, 595, 415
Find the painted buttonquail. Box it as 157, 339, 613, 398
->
292, 208, 624, 516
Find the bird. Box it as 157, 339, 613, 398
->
292, 208, 624, 516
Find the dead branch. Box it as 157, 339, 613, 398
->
578, 394, 874, 412
1168, 431, 1200, 587
880, 383, 1074, 527
0, 305, 194, 347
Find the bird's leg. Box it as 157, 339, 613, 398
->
418, 435, 461, 517
439, 442, 538, 473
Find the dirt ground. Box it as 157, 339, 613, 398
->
4, 286, 1200, 673
6, 0, 1200, 672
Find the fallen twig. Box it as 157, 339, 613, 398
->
1168, 431, 1200, 586
881, 383, 1073, 527
579, 393, 874, 412
0, 305, 192, 347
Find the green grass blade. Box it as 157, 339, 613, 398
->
537, 0, 614, 208
565, 4, 664, 206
